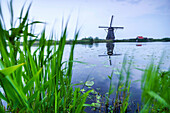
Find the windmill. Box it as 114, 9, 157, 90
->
99, 15, 124, 40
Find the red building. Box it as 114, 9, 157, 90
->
136, 36, 148, 42
136, 36, 144, 39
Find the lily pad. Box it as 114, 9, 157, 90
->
85, 81, 94, 87
91, 89, 98, 94
80, 88, 85, 92
91, 103, 101, 107
96, 88, 100, 91
104, 65, 110, 67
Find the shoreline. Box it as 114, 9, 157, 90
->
18, 38, 170, 46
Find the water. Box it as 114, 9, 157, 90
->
70, 42, 170, 85
64, 42, 170, 112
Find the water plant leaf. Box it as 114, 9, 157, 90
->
0, 2, 5, 27
0, 35, 11, 67
114, 71, 120, 75
91, 103, 101, 107
136, 67, 145, 71
23, 67, 43, 93
91, 89, 97, 94
91, 64, 96, 67
108, 75, 112, 80
0, 91, 7, 102
80, 88, 85, 92
96, 95, 101, 100
0, 63, 24, 79
8, 0, 14, 27
83, 104, 93, 107
147, 91, 170, 108
104, 65, 110, 67
29, 21, 46, 25
1, 74, 30, 110
85, 81, 94, 87
70, 60, 88, 65
71, 83, 84, 86
96, 88, 100, 91
0, 105, 5, 113
0, 60, 4, 70
132, 79, 141, 82
75, 90, 92, 113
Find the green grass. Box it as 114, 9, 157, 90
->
0, 0, 91, 112
140, 58, 170, 113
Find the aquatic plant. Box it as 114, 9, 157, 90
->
82, 55, 132, 113
83, 54, 170, 113
0, 0, 91, 112
140, 58, 170, 113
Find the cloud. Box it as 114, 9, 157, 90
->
3, 0, 169, 39
116, 0, 142, 4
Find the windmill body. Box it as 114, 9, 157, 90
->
99, 15, 124, 40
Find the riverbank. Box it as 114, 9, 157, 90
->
22, 37, 170, 46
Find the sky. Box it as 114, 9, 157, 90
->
1, 0, 170, 40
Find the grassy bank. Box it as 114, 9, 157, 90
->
0, 0, 169, 113
28, 37, 170, 46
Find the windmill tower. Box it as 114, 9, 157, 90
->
99, 15, 124, 40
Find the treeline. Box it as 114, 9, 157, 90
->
31, 37, 170, 45
43, 36, 113, 45
76, 37, 170, 43
116, 37, 170, 42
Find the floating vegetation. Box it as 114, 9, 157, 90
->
85, 81, 94, 87
114, 71, 121, 75
104, 65, 110, 67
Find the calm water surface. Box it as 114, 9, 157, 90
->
65, 42, 170, 112
69, 42, 170, 86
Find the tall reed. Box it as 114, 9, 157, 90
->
0, 0, 91, 112
140, 57, 170, 113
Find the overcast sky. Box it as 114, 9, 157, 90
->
1, 0, 170, 39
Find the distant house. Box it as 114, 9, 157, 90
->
136, 36, 148, 42
136, 36, 144, 39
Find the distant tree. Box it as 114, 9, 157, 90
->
88, 36, 93, 43
88, 36, 93, 39
162, 37, 170, 41
82, 37, 87, 40
94, 37, 99, 40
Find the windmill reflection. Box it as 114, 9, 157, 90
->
107, 42, 114, 65
106, 42, 114, 56
99, 42, 121, 65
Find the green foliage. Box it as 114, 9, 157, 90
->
114, 55, 131, 113
81, 55, 132, 113
141, 59, 170, 113
94, 37, 99, 40
0, 0, 91, 112
81, 36, 93, 44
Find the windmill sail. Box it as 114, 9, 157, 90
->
98, 26, 109, 28
110, 15, 113, 27
99, 15, 124, 40
113, 27, 124, 29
